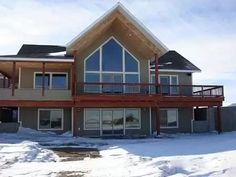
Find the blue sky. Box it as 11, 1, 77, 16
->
0, 0, 235, 105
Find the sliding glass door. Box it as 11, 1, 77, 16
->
102, 109, 124, 135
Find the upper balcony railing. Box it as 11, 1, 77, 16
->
78, 82, 224, 97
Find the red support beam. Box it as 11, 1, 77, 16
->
12, 61, 16, 96
156, 106, 160, 135
216, 106, 222, 134
72, 51, 77, 97
42, 62, 45, 96
73, 107, 79, 137
154, 53, 159, 94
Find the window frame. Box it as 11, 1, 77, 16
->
37, 108, 64, 131
160, 108, 179, 129
33, 72, 68, 90
84, 108, 101, 130
125, 108, 141, 129
84, 36, 140, 93
83, 108, 141, 131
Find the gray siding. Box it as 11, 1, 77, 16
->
151, 108, 193, 133
19, 107, 72, 134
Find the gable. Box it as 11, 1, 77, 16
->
66, 3, 168, 59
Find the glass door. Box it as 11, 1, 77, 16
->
102, 110, 113, 135
102, 109, 124, 136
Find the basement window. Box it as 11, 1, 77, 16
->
160, 109, 178, 128
38, 109, 63, 130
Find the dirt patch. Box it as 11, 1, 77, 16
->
56, 171, 85, 177
51, 147, 100, 161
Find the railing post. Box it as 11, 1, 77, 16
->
12, 61, 16, 96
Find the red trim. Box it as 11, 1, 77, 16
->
156, 107, 160, 135
73, 107, 79, 136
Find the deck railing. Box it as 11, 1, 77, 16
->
78, 82, 224, 97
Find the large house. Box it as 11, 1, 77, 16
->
0, 3, 224, 136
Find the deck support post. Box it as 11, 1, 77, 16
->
73, 107, 79, 137
216, 106, 222, 134
154, 53, 159, 94
42, 62, 45, 96
156, 106, 160, 135
12, 61, 16, 96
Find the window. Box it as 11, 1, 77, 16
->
84, 73, 100, 93
35, 73, 50, 89
85, 50, 100, 71
125, 51, 138, 72
38, 109, 63, 130
52, 74, 67, 89
34, 72, 68, 90
160, 109, 178, 128
84, 37, 140, 93
125, 109, 140, 129
102, 39, 123, 72
125, 74, 139, 93
159, 75, 178, 95
84, 109, 100, 130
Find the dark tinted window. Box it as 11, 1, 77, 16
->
86, 50, 100, 71
125, 51, 138, 72
102, 39, 122, 71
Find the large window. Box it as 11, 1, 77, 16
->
84, 37, 140, 93
38, 109, 63, 130
160, 109, 178, 128
84, 108, 141, 132
125, 109, 140, 129
84, 109, 100, 130
34, 72, 68, 90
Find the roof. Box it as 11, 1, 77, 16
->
0, 44, 73, 61
151, 50, 201, 72
66, 2, 168, 55
17, 44, 66, 55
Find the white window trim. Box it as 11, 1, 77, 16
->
159, 74, 179, 85
84, 36, 140, 93
160, 108, 179, 129
84, 108, 101, 131
83, 108, 141, 132
33, 72, 68, 90
37, 108, 64, 131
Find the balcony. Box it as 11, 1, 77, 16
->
78, 82, 223, 96
0, 88, 72, 100
75, 82, 224, 107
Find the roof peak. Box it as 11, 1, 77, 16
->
66, 3, 168, 54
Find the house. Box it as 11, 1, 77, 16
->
0, 3, 224, 136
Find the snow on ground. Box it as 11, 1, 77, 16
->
0, 128, 236, 177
